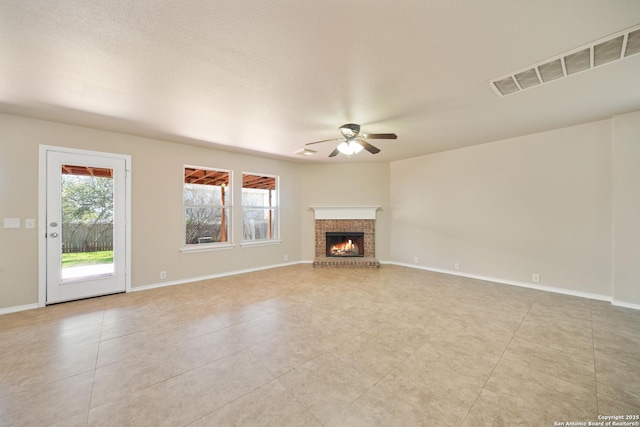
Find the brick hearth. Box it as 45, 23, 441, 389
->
313, 219, 380, 268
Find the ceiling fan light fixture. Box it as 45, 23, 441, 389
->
337, 139, 364, 156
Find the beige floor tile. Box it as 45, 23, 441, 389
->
595, 354, 640, 404
99, 306, 161, 341
371, 320, 444, 355
96, 315, 225, 367
0, 371, 94, 427
29, 317, 104, 348
47, 411, 89, 427
1, 265, 638, 425
249, 332, 325, 377
592, 302, 640, 326
0, 325, 38, 382
155, 305, 226, 331
329, 328, 411, 379
0, 323, 39, 354
483, 358, 597, 420
92, 328, 246, 408
183, 349, 275, 417
201, 380, 321, 426
462, 388, 588, 427
379, 356, 488, 426
165, 327, 248, 372
593, 315, 640, 359
500, 336, 596, 391
597, 391, 640, 416
214, 303, 271, 327
527, 296, 594, 323
88, 375, 200, 427
514, 314, 594, 357
411, 329, 505, 373
278, 352, 379, 424
326, 380, 431, 427
2, 340, 98, 391
90, 348, 177, 409
226, 312, 290, 347
96, 327, 168, 367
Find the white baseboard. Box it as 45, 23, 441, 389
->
386, 261, 615, 304
4, 261, 638, 313
611, 299, 640, 311
132, 260, 306, 292
0, 303, 39, 315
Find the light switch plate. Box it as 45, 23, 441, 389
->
4, 218, 21, 229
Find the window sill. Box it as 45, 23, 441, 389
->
241, 239, 282, 248
180, 243, 235, 254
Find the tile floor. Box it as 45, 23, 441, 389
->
0, 265, 639, 426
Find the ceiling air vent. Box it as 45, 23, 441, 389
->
538, 59, 564, 83
564, 48, 591, 75
624, 29, 640, 56
490, 24, 640, 96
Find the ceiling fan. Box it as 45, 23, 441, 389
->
305, 123, 397, 157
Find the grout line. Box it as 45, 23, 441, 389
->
459, 296, 537, 426
86, 308, 106, 426
274, 376, 324, 425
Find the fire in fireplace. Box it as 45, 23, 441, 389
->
326, 232, 364, 257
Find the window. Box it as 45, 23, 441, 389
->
184, 167, 231, 246
242, 173, 278, 242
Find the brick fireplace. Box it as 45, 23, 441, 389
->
312, 207, 380, 268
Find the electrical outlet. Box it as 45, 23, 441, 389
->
160, 271, 167, 280
454, 262, 460, 270
413, 256, 418, 264
532, 273, 540, 283
284, 254, 289, 262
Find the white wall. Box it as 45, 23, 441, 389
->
0, 114, 301, 309
390, 120, 614, 298
1, 111, 638, 311
612, 110, 640, 306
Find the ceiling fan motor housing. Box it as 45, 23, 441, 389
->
339, 123, 361, 137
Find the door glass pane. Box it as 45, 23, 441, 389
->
60, 165, 115, 280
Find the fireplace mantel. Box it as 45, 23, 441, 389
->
311, 206, 379, 220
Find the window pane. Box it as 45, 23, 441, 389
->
242, 188, 272, 206
242, 173, 277, 241
61, 167, 115, 279
243, 208, 276, 240
185, 207, 229, 244
184, 183, 229, 206
184, 167, 231, 246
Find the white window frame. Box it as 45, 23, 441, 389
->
241, 172, 280, 247
181, 165, 234, 253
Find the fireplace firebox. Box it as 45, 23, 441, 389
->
326, 232, 364, 257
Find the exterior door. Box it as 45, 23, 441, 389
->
45, 149, 127, 304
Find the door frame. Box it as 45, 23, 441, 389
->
38, 145, 132, 307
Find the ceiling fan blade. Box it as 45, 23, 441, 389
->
356, 139, 381, 154
328, 148, 340, 157
306, 137, 343, 146
362, 133, 397, 140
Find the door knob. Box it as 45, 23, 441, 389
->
49, 232, 58, 238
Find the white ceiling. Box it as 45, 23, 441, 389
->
1, 1, 640, 163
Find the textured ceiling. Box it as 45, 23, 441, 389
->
1, 1, 639, 163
